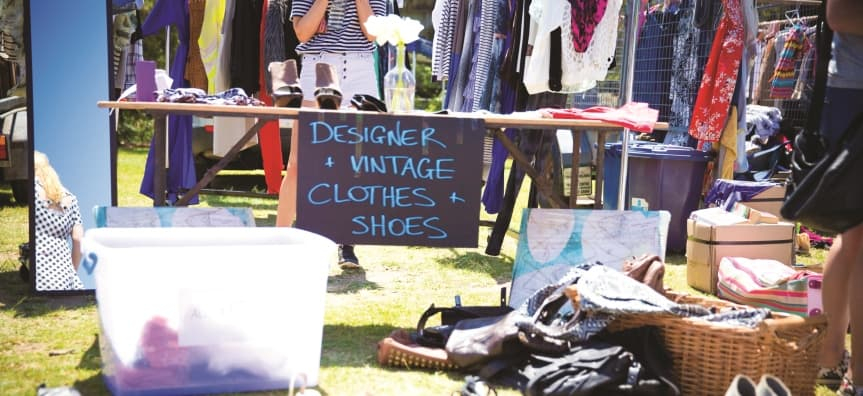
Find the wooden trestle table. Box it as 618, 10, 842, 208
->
97, 101, 668, 208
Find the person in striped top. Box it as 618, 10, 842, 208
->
276, 0, 388, 269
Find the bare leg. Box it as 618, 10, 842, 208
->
276, 119, 300, 227
276, 99, 317, 227
845, 224, 863, 383
819, 235, 852, 368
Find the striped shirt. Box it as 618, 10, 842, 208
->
291, 0, 388, 54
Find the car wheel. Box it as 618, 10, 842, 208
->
11, 179, 28, 204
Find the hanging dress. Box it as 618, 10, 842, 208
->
688, 0, 744, 148
139, 0, 199, 205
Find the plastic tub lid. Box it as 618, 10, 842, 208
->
604, 142, 712, 161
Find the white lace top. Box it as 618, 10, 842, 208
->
523, 0, 623, 95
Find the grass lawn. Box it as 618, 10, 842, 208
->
0, 147, 836, 395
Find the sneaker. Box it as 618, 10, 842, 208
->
818, 350, 851, 390
338, 244, 361, 269
837, 375, 863, 396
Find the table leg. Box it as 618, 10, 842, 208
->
175, 118, 270, 206
569, 130, 582, 208
595, 133, 607, 209
153, 112, 167, 206
491, 128, 567, 209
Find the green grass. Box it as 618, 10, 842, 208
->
0, 148, 836, 395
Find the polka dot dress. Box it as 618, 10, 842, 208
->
34, 181, 84, 291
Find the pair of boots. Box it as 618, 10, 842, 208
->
267, 60, 342, 109
724, 374, 790, 396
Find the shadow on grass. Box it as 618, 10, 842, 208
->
71, 336, 110, 396
73, 373, 108, 396
318, 323, 460, 378
665, 253, 686, 266
78, 334, 102, 371
205, 194, 279, 212
433, 249, 514, 283
327, 267, 381, 294
0, 269, 95, 317
0, 190, 26, 207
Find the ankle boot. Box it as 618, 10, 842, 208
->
314, 62, 342, 109
268, 59, 303, 108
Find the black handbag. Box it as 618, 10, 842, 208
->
780, 113, 863, 234
414, 288, 513, 349
780, 0, 863, 234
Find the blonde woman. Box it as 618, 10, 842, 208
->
33, 151, 84, 290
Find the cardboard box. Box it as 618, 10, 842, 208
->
742, 184, 786, 218
84, 227, 336, 396
686, 219, 795, 295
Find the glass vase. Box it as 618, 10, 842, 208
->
383, 43, 416, 113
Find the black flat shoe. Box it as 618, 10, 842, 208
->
268, 59, 303, 108
351, 93, 387, 112
315, 62, 342, 109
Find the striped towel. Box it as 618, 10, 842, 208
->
717, 256, 820, 316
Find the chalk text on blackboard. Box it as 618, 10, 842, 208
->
309, 120, 447, 149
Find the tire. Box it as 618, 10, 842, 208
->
11, 179, 28, 204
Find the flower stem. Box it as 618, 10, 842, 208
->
395, 43, 405, 109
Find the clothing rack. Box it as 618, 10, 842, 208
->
758, 0, 821, 5
758, 13, 818, 26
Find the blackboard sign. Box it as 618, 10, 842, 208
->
295, 110, 485, 247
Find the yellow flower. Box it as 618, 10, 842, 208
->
364, 15, 423, 47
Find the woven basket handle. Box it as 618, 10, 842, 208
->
762, 315, 828, 352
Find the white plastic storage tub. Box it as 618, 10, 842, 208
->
82, 227, 336, 396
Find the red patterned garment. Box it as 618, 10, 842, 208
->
570, 0, 609, 52
257, 0, 285, 194
688, 0, 743, 148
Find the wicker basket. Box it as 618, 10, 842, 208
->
565, 287, 828, 396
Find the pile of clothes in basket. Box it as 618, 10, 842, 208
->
378, 259, 779, 395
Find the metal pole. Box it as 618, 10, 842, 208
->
164, 27, 171, 171
617, 0, 640, 211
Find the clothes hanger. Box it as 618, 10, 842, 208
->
785, 7, 802, 27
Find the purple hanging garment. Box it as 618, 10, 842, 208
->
138, 0, 198, 205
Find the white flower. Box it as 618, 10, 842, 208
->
364, 15, 423, 46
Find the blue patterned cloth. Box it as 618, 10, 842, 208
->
157, 87, 265, 106
510, 262, 772, 345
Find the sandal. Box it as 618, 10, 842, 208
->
838, 375, 863, 396
817, 349, 850, 390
